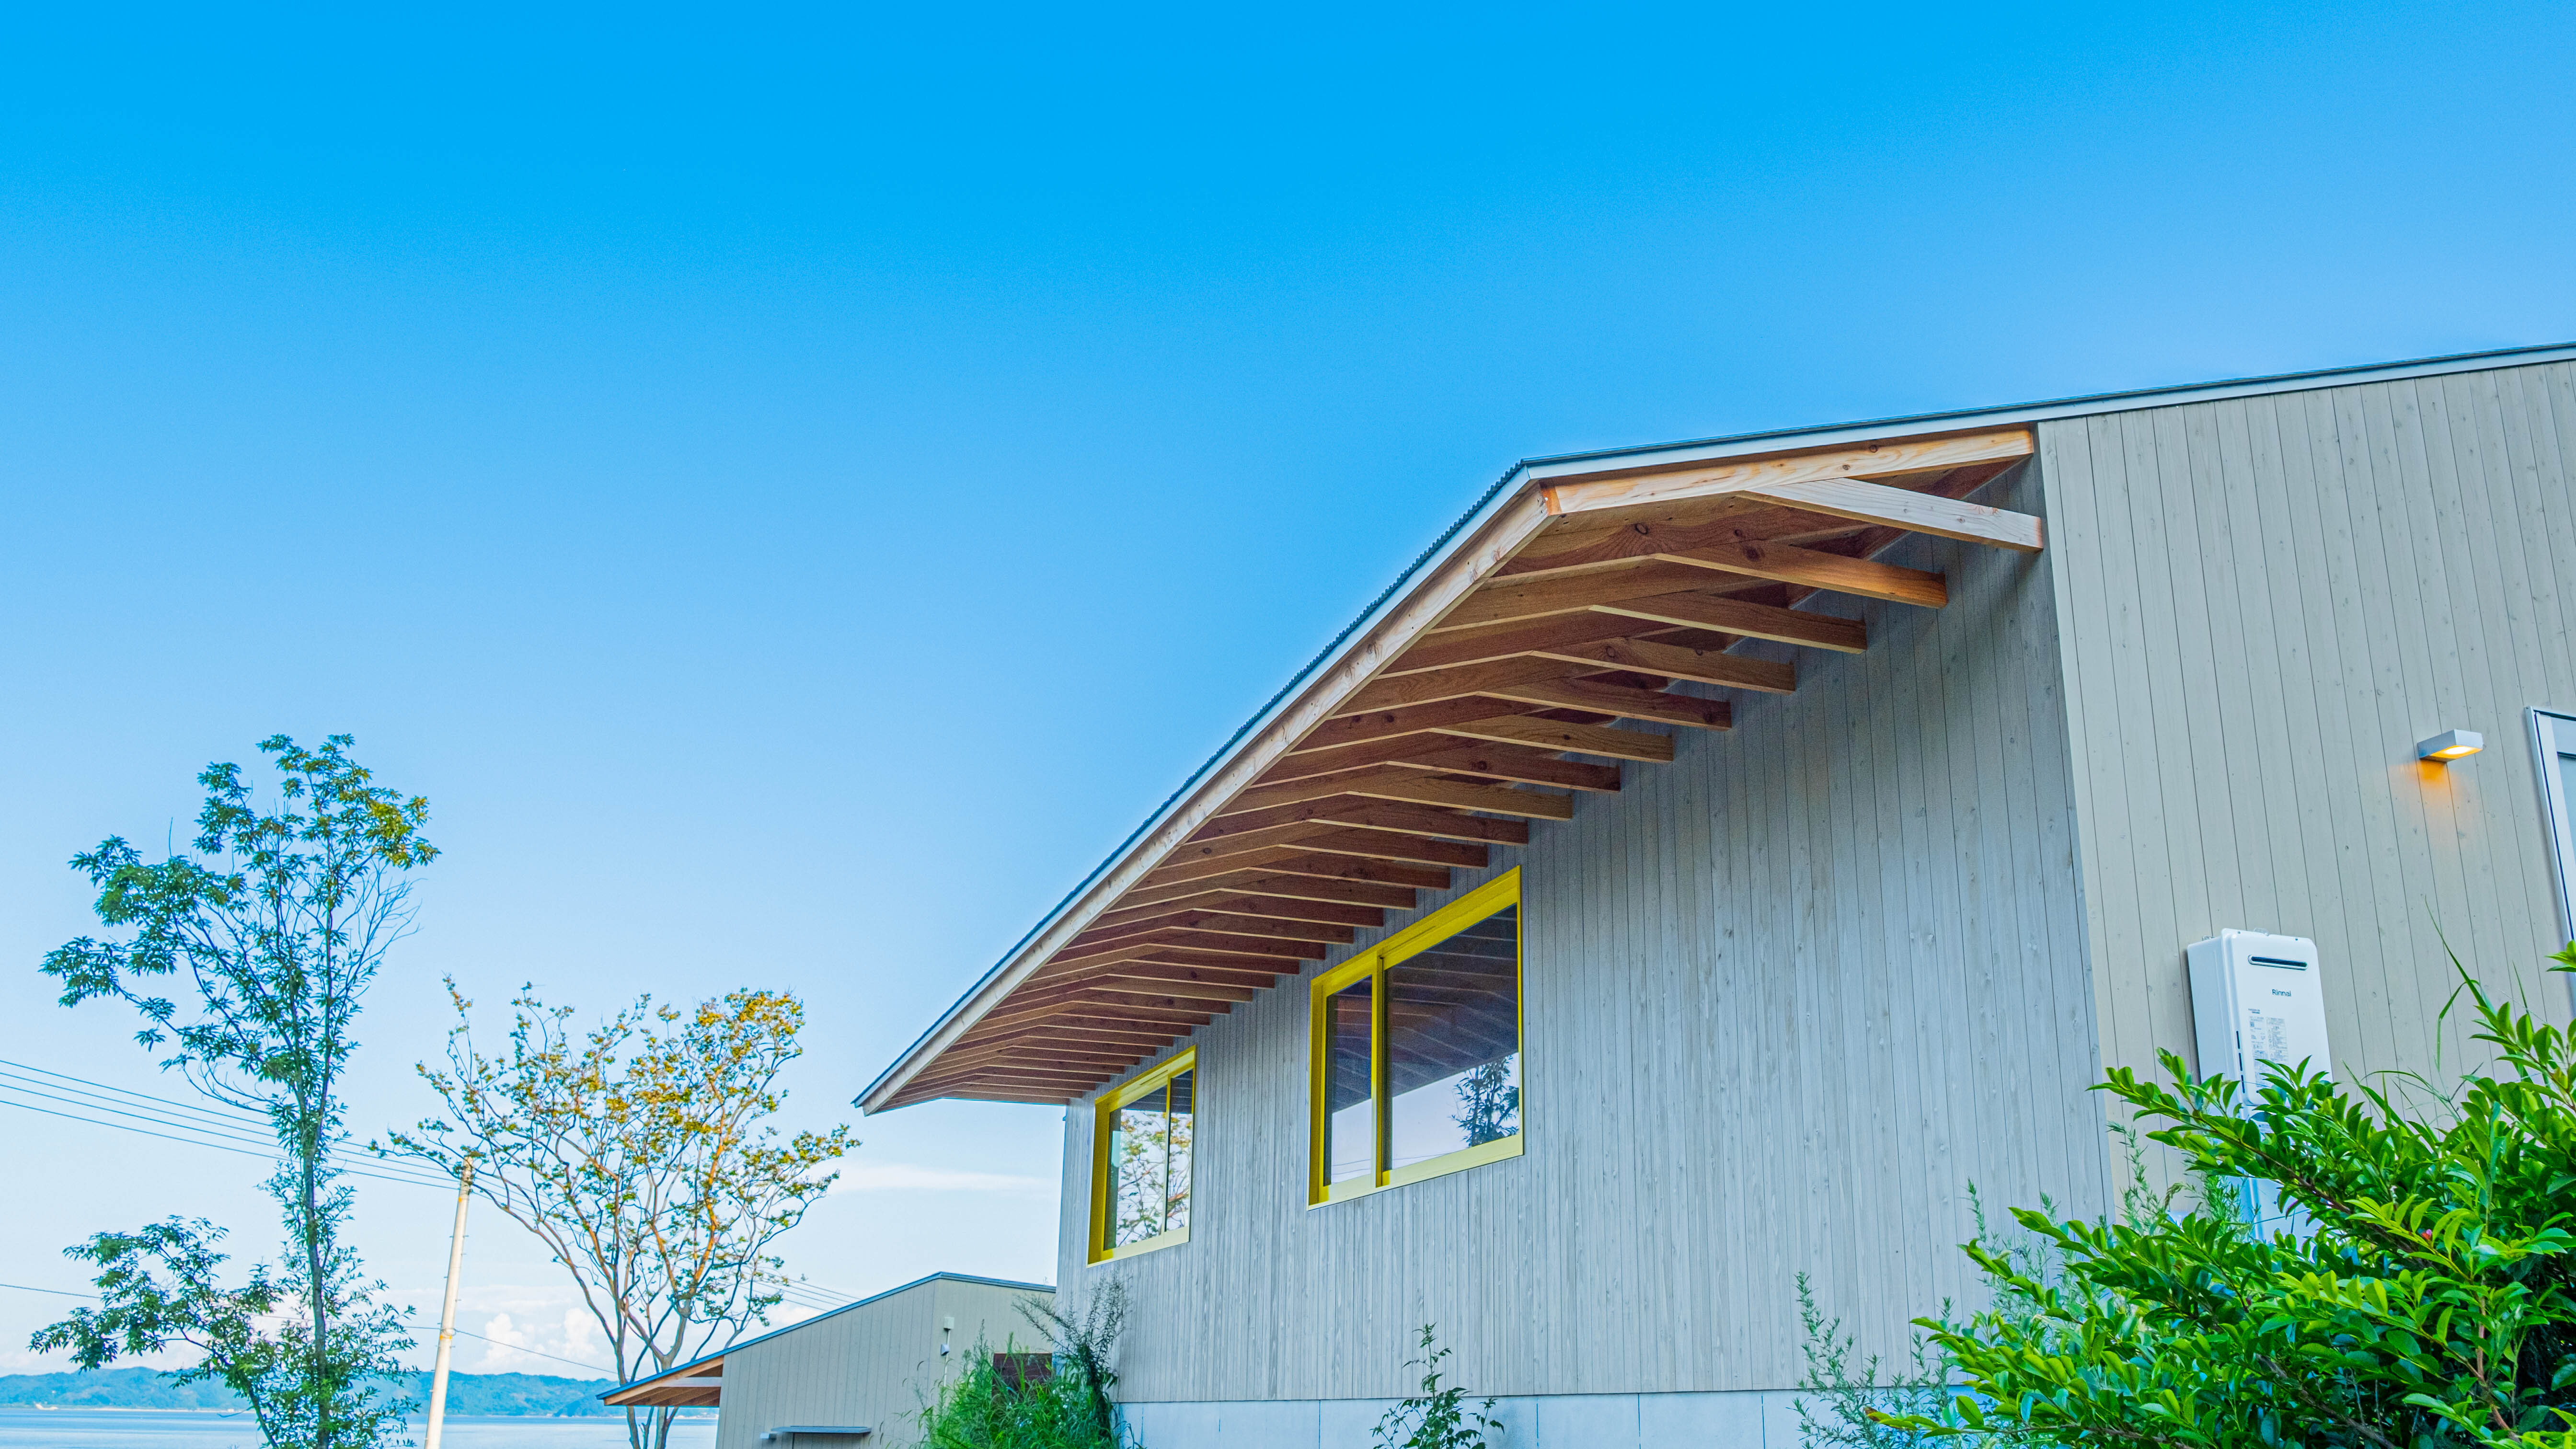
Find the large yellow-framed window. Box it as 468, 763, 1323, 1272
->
1089, 1048, 1196, 1263
1308, 869, 1523, 1206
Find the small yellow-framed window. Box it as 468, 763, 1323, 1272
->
1309, 869, 1523, 1207
1088, 1048, 1196, 1264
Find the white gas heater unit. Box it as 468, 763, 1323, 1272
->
2185, 929, 2330, 1236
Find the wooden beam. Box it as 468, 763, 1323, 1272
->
1587, 590, 1867, 653
1116, 869, 1425, 912
902, 1066, 1094, 1091
1079, 988, 1241, 1016
1733, 476, 2043, 552
896, 1082, 1077, 1103
941, 1020, 1182, 1052
1433, 714, 1674, 761
1502, 459, 2025, 587
1391, 611, 1726, 676
1147, 820, 1491, 873
1065, 961, 1275, 996
972, 995, 1213, 1036
1182, 794, 1527, 847
1091, 893, 1384, 933
861, 482, 1574, 1117
949, 1018, 1175, 1050
1259, 826, 1489, 866
1536, 427, 2034, 516
1288, 698, 1565, 753
1403, 594, 1862, 663
978, 1011, 1200, 1040
1521, 636, 1796, 695
1060, 972, 1261, 1004
1439, 561, 1747, 628
1185, 796, 1530, 847
1050, 928, 1324, 966
1217, 768, 1576, 822
1254, 737, 1621, 793
907, 1068, 1105, 1093
1470, 675, 1733, 731
938, 1036, 1154, 1063
1657, 539, 1947, 607
912, 1046, 1113, 1072
1067, 911, 1356, 951
1337, 656, 1586, 716
1137, 846, 1451, 891
1060, 944, 1314, 975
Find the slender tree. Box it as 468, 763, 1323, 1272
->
33, 734, 432, 1449
387, 982, 854, 1449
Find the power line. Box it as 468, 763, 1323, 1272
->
0, 1280, 97, 1299
442, 1325, 614, 1377
0, 1080, 439, 1185
0, 1059, 454, 1186
0, 1058, 278, 1133
3, 1057, 852, 1346
0, 1095, 452, 1192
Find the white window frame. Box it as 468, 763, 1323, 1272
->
2527, 708, 2576, 947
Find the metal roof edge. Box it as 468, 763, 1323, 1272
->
855, 460, 1536, 1114
1517, 339, 2576, 479
597, 1272, 1058, 1399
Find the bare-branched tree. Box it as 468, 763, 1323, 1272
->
386, 983, 853, 1449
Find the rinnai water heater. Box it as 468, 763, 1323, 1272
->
2184, 929, 2330, 1235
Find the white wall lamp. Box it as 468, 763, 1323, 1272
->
2418, 729, 2484, 762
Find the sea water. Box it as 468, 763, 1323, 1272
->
0, 1408, 719, 1447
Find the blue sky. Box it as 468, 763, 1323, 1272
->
3, 0, 2572, 1374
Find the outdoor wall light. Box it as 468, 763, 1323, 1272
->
2417, 729, 2484, 762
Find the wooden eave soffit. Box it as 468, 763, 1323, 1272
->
884, 426, 2041, 1108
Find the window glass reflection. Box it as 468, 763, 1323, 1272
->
1324, 978, 1376, 1186
1385, 904, 1520, 1171
1106, 1069, 1193, 1248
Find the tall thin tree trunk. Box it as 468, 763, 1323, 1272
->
307, 1104, 328, 1449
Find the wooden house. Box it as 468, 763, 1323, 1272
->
860, 343, 2576, 1447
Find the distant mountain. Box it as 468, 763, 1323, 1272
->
0, 1367, 239, 1410
0, 1367, 626, 1416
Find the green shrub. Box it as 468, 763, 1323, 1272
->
1893, 950, 2576, 1449
918, 1286, 1130, 1449
918, 1344, 1124, 1449
1373, 1325, 1501, 1449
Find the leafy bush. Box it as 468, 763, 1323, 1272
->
1895, 951, 2576, 1449
1794, 1270, 1955, 1449
917, 1286, 1130, 1449
1373, 1325, 1501, 1449
918, 1344, 1124, 1449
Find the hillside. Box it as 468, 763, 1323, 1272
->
0, 1367, 625, 1415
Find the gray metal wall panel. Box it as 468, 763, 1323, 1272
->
2037, 360, 2576, 1105
1056, 457, 2108, 1402
713, 1279, 1048, 1449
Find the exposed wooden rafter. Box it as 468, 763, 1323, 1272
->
871, 428, 2043, 1108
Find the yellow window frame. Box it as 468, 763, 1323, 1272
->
1088, 1047, 1198, 1264
1307, 869, 1525, 1207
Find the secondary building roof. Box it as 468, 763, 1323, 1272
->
857, 339, 2576, 1114
599, 1272, 1054, 1409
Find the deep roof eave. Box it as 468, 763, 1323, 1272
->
856, 336, 2576, 1114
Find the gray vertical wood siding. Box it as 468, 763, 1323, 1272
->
1058, 457, 2111, 1402
2038, 361, 2576, 1100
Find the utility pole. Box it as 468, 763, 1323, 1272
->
424, 1160, 474, 1449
